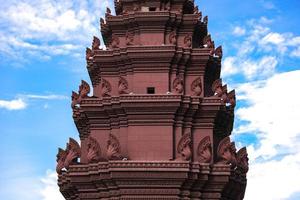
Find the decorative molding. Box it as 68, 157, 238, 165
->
177, 132, 192, 161
169, 31, 177, 45
56, 148, 67, 174
197, 136, 212, 163
101, 78, 112, 97
191, 77, 202, 96
184, 34, 192, 48
217, 136, 232, 164
173, 76, 184, 94
118, 77, 129, 94
64, 138, 81, 170
107, 133, 122, 160
87, 136, 102, 163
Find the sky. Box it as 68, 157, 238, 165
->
0, 0, 299, 199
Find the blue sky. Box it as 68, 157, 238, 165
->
0, 0, 299, 199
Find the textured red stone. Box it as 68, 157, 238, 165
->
57, 1, 249, 199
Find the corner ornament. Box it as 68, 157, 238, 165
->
216, 136, 236, 165
176, 132, 192, 161
236, 147, 249, 174
197, 136, 212, 163
71, 80, 90, 109
56, 138, 81, 174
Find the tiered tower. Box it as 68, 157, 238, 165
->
56, 0, 249, 199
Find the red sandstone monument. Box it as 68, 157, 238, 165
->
56, 0, 249, 199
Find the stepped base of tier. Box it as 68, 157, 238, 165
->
58, 161, 245, 200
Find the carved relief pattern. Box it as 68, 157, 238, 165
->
191, 77, 202, 96
64, 138, 81, 170
71, 80, 90, 108
177, 132, 192, 161
184, 34, 192, 47
173, 76, 184, 94
87, 136, 102, 163
169, 31, 177, 45
110, 34, 120, 48
107, 133, 122, 160
197, 136, 212, 163
126, 32, 134, 45
118, 77, 129, 94
101, 78, 112, 97
217, 136, 235, 165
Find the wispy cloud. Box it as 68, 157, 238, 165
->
0, 98, 27, 110
21, 94, 68, 100
0, 94, 69, 111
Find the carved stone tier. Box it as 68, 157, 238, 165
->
57, 0, 249, 199
58, 161, 234, 200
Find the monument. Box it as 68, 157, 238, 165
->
56, 0, 249, 199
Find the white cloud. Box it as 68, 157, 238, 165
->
223, 17, 300, 79
0, 98, 27, 110
234, 70, 300, 199
232, 26, 246, 36
245, 152, 300, 200
40, 170, 64, 200
0, 0, 112, 62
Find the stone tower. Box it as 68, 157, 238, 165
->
56, 0, 249, 199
